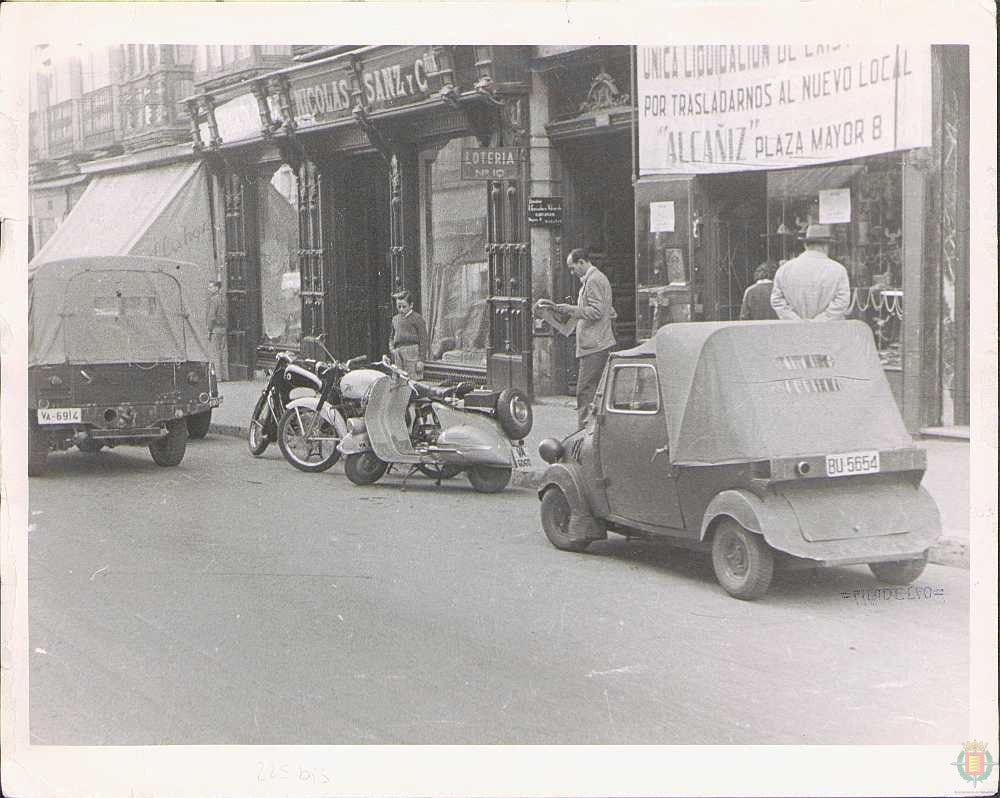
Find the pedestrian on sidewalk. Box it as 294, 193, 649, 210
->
771, 224, 851, 321
740, 260, 778, 320
542, 248, 617, 428
389, 289, 428, 379
206, 277, 229, 381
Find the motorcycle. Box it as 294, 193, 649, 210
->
276, 353, 377, 472
247, 350, 323, 456
338, 356, 534, 493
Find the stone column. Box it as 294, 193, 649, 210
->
527, 69, 565, 396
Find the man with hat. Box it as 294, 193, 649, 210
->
770, 223, 851, 321
206, 276, 228, 381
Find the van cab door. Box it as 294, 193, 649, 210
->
597, 361, 684, 530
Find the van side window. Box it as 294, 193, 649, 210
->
607, 364, 660, 413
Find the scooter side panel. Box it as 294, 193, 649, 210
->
364, 377, 418, 459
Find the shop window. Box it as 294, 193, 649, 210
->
257, 164, 302, 349
765, 154, 904, 368
419, 136, 489, 368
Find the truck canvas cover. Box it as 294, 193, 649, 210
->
652, 320, 913, 465
29, 257, 209, 367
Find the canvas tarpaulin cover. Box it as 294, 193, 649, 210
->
29, 257, 209, 367
655, 320, 913, 465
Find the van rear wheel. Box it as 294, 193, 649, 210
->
710, 519, 774, 600
149, 420, 188, 467
869, 553, 928, 584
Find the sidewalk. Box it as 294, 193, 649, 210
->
211, 379, 970, 569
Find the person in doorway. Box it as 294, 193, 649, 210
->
548, 248, 618, 428
739, 261, 779, 320
206, 277, 228, 381
771, 224, 851, 321
389, 290, 428, 378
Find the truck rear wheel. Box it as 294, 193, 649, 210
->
28, 418, 49, 476
186, 410, 212, 439
869, 553, 928, 584
710, 519, 774, 600
149, 420, 188, 466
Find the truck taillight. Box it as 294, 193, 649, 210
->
48, 375, 63, 387
186, 370, 200, 384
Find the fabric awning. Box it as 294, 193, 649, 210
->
30, 161, 216, 269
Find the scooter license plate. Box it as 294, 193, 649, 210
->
511, 444, 532, 470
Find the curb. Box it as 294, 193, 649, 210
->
209, 423, 968, 570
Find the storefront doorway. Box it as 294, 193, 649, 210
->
333, 155, 392, 361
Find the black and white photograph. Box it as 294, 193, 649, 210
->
1, 2, 997, 797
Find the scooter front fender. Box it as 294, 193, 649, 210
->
284, 396, 349, 437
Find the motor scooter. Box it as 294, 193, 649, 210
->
338, 356, 534, 493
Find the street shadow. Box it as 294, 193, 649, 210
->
582, 535, 929, 605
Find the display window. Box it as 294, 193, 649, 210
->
419, 136, 490, 368
765, 153, 904, 367
257, 163, 302, 350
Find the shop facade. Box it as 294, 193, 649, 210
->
634, 44, 970, 432
186, 45, 539, 389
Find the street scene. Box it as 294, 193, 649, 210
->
10, 30, 990, 788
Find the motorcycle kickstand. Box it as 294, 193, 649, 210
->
400, 464, 421, 492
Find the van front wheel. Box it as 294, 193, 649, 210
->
710, 519, 774, 600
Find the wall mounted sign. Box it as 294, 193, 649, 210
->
461, 147, 524, 180
819, 188, 852, 223
649, 200, 676, 232
290, 46, 442, 129
527, 197, 563, 225
637, 44, 932, 174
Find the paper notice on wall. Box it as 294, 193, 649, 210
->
650, 201, 675, 232
819, 188, 851, 224
281, 271, 301, 292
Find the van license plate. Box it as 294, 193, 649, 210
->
826, 450, 880, 477
511, 444, 532, 470
38, 407, 82, 425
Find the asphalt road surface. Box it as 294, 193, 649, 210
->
28, 435, 969, 745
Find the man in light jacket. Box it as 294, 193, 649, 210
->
553, 248, 618, 427
771, 224, 851, 321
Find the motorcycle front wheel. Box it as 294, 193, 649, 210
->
344, 451, 389, 485
248, 393, 272, 456
277, 406, 342, 472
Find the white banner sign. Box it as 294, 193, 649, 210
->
638, 44, 932, 175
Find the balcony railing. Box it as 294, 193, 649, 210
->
46, 100, 74, 158
80, 86, 116, 149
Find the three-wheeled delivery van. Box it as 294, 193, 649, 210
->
536, 320, 940, 600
